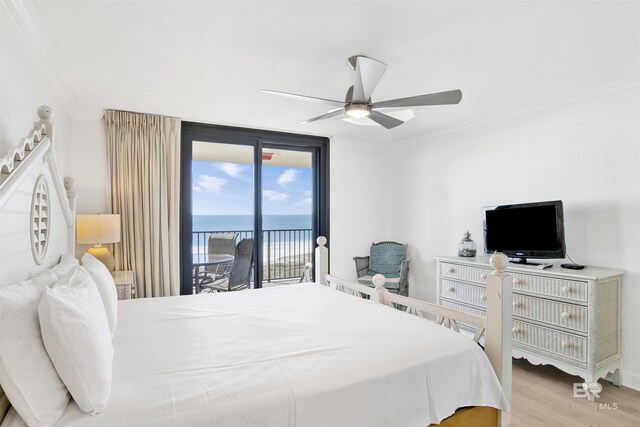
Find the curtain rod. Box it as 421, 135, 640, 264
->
102, 108, 181, 120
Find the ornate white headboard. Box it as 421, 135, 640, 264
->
0, 106, 76, 287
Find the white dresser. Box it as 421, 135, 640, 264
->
436, 256, 623, 390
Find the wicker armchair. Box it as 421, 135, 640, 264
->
353, 241, 410, 296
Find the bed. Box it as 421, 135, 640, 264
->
0, 107, 512, 427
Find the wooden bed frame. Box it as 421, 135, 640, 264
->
0, 107, 512, 426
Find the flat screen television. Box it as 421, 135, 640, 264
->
483, 200, 565, 264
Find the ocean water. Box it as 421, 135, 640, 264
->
193, 215, 312, 232
192, 215, 313, 262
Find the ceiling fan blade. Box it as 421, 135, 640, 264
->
261, 89, 345, 108
345, 85, 354, 103
298, 109, 344, 124
368, 110, 404, 129
371, 89, 462, 109
351, 56, 387, 103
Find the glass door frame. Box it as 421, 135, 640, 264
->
180, 122, 330, 295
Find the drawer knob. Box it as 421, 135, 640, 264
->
561, 341, 571, 349
481, 273, 488, 280
513, 301, 520, 308
448, 287, 455, 293
447, 267, 455, 274
515, 278, 524, 285
512, 327, 521, 334
480, 294, 487, 301
561, 311, 571, 320
561, 286, 572, 293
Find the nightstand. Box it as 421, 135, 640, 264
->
111, 270, 136, 300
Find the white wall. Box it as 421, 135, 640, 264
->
68, 118, 109, 214
0, 5, 72, 172
387, 88, 640, 389
329, 137, 390, 280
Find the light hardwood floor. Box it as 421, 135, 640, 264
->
512, 358, 640, 426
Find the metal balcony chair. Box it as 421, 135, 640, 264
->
196, 233, 237, 286
353, 241, 410, 296
202, 238, 254, 292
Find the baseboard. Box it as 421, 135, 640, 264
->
604, 370, 640, 391
620, 370, 640, 391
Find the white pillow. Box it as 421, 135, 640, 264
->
51, 253, 79, 279
39, 267, 113, 414
0, 270, 70, 427
81, 253, 118, 337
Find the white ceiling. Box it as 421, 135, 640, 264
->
32, 1, 640, 143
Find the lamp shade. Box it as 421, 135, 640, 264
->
76, 214, 121, 244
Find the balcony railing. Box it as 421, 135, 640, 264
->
192, 229, 313, 282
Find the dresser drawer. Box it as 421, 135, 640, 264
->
512, 273, 588, 303
512, 320, 587, 363
513, 294, 587, 333
440, 262, 491, 285
440, 279, 487, 308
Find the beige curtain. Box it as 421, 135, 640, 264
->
105, 110, 181, 297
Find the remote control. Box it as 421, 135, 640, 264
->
537, 263, 553, 269
561, 263, 585, 270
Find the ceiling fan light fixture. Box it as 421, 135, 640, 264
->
262, 55, 462, 129
344, 103, 371, 118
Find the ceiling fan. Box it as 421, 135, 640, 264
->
261, 55, 462, 129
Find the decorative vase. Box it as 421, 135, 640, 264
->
458, 231, 477, 257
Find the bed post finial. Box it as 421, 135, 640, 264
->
372, 274, 385, 289
489, 251, 509, 274
486, 251, 512, 426
370, 274, 389, 304
36, 106, 55, 150
315, 236, 328, 285
37, 105, 54, 122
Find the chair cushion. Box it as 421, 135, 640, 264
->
367, 244, 407, 278
357, 275, 400, 290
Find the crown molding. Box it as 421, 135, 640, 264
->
415, 76, 640, 140
2, 0, 82, 118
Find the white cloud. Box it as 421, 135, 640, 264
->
300, 190, 312, 206
264, 190, 289, 202
293, 196, 313, 213
277, 169, 299, 185
197, 175, 227, 193
292, 200, 312, 214
216, 163, 243, 178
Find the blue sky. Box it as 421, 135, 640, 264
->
192, 161, 312, 215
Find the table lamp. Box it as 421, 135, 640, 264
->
76, 214, 121, 271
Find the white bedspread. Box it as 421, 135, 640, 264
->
3, 284, 507, 427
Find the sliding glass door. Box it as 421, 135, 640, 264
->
260, 147, 314, 285
180, 123, 329, 295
